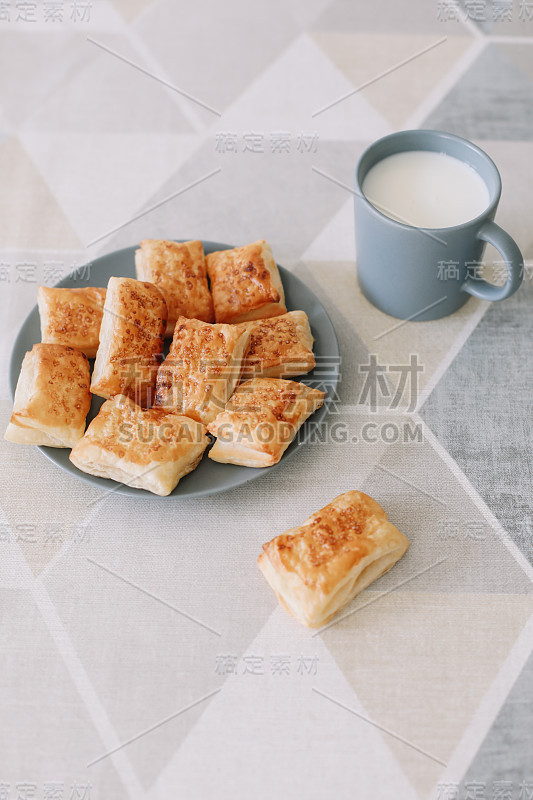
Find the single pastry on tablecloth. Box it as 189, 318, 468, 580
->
258, 491, 409, 628
135, 239, 214, 335
240, 310, 315, 379
5, 343, 91, 448
69, 394, 209, 496
207, 377, 324, 467
154, 316, 250, 424
206, 240, 286, 324
91, 277, 167, 407
38, 285, 106, 358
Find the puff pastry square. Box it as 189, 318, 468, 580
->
241, 310, 315, 379
91, 277, 167, 407
207, 377, 324, 467
38, 285, 106, 358
206, 240, 287, 324
70, 395, 209, 496
154, 316, 250, 424
5, 343, 91, 448
258, 491, 409, 628
135, 239, 214, 336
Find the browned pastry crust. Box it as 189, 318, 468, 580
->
241, 310, 315, 379
257, 491, 410, 628
38, 286, 106, 358
90, 277, 167, 407
154, 316, 250, 424
70, 394, 209, 496
4, 343, 91, 448
206, 240, 287, 324
135, 239, 214, 336
207, 377, 324, 467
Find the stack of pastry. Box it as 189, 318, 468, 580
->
5, 239, 324, 495
6, 239, 412, 633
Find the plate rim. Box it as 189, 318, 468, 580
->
8, 241, 340, 499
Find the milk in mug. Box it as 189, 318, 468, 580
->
361, 150, 490, 229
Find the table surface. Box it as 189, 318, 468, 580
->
1, 2, 533, 799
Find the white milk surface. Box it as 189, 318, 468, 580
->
362, 150, 490, 229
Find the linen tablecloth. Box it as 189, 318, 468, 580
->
1, 1, 533, 798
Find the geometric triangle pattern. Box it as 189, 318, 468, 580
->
457, 0, 533, 37
312, 32, 473, 129
424, 44, 533, 140
420, 273, 533, 564
1, 0, 533, 797
460, 641, 533, 794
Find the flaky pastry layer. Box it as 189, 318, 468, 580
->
91, 277, 167, 407
135, 239, 213, 335
240, 310, 315, 379
5, 343, 91, 448
38, 286, 106, 358
207, 377, 324, 467
154, 316, 250, 425
206, 240, 286, 324
258, 491, 409, 627
70, 394, 208, 496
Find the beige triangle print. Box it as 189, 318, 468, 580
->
311, 33, 472, 128
149, 608, 419, 800
0, 137, 82, 249
321, 591, 533, 798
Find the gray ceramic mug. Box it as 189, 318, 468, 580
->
354, 130, 523, 321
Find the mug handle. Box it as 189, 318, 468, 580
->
461, 220, 523, 301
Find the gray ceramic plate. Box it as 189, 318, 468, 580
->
9, 242, 340, 498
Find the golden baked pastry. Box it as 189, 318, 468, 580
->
135, 239, 214, 336
258, 491, 410, 628
207, 377, 324, 467
206, 240, 287, 324
69, 394, 209, 496
5, 343, 91, 448
38, 285, 106, 358
154, 316, 250, 425
241, 310, 315, 379
91, 277, 167, 407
